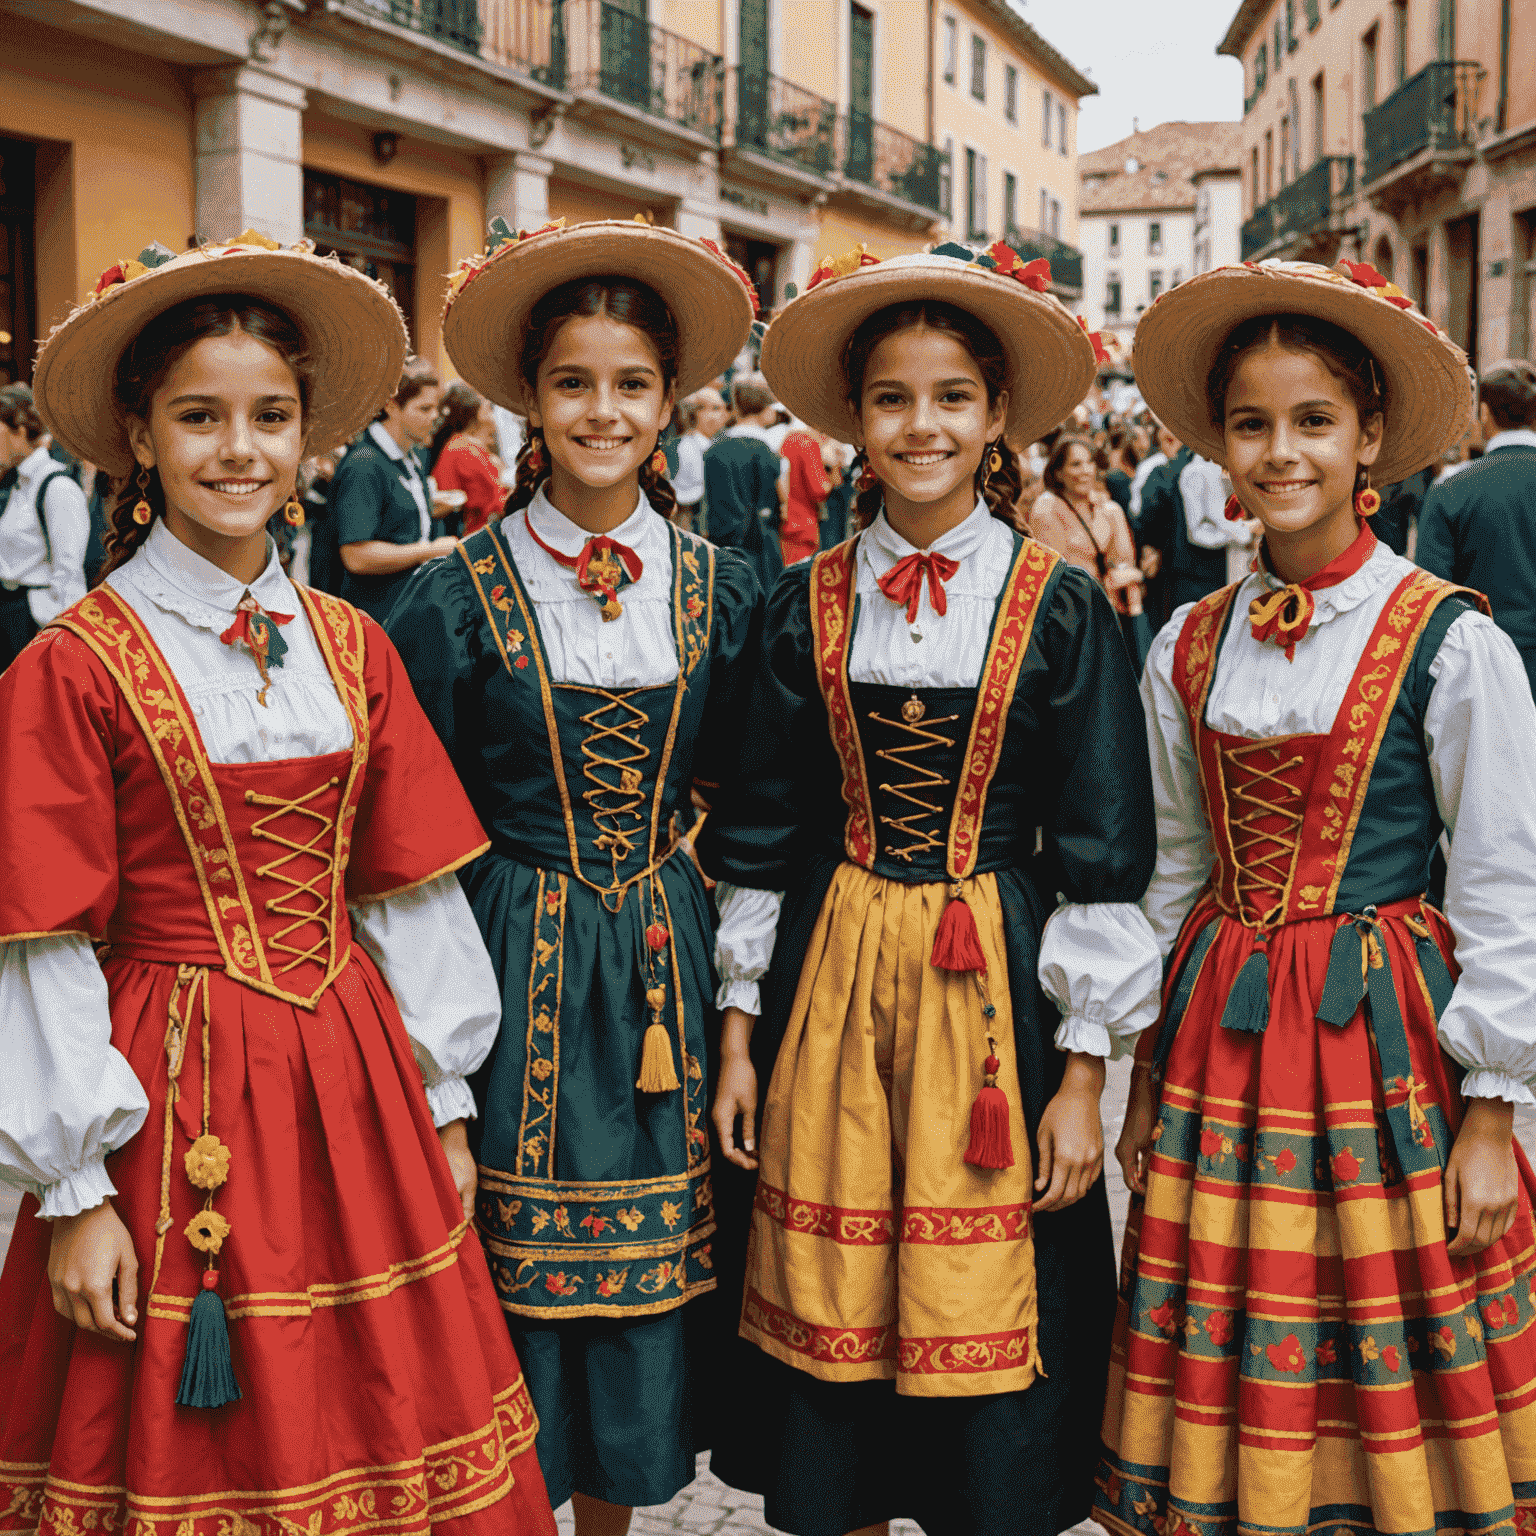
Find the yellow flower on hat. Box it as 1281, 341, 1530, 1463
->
186, 1208, 232, 1255
228, 229, 283, 251
184, 1133, 231, 1191
807, 244, 881, 291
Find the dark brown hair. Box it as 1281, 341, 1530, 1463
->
1043, 433, 1098, 499
843, 300, 1022, 529
101, 295, 311, 580
0, 383, 46, 444
430, 379, 483, 471
1480, 360, 1536, 431
505, 277, 681, 520
1207, 314, 1387, 431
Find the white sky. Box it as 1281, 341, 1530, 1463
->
1013, 0, 1246, 152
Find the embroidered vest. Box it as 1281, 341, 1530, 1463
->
809, 532, 1059, 881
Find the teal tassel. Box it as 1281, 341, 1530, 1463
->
1219, 949, 1270, 1034
176, 1278, 241, 1409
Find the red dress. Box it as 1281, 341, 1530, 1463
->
434, 437, 504, 536
780, 431, 832, 566
0, 586, 555, 1536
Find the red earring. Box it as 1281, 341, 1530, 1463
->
1223, 493, 1246, 521
1355, 484, 1380, 517
525, 435, 544, 474
649, 448, 668, 477
855, 456, 878, 493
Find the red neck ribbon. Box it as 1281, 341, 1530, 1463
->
525, 521, 644, 618
1249, 521, 1377, 660
877, 549, 960, 624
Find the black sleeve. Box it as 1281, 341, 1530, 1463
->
1035, 563, 1157, 903
690, 546, 765, 798
703, 448, 749, 547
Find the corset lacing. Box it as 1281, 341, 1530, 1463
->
246, 779, 338, 973
575, 689, 656, 908
870, 694, 961, 864
1221, 740, 1306, 929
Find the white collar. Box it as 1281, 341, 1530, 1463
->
14, 444, 58, 487
866, 500, 995, 568
125, 517, 292, 634
1485, 429, 1536, 454
525, 484, 656, 559
367, 420, 419, 473
1246, 531, 1403, 629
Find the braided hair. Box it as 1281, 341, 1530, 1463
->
843, 300, 1024, 532
503, 277, 683, 521
98, 296, 311, 581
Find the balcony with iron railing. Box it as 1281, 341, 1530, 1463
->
345, 0, 484, 53
1362, 60, 1484, 213
837, 113, 944, 219
1002, 228, 1084, 297
723, 68, 837, 185
1241, 154, 1355, 260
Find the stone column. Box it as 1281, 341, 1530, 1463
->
485, 152, 553, 235
674, 197, 723, 244
192, 66, 307, 248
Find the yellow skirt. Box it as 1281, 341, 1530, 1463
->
741, 863, 1044, 1398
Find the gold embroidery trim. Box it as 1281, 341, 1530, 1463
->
517, 869, 565, 1178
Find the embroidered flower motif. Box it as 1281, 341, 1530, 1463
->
1199, 1128, 1223, 1158
1272, 1147, 1297, 1175
1148, 1299, 1180, 1338
1467, 1310, 1484, 1342
1331, 1146, 1361, 1185
515, 655, 530, 669
185, 1208, 232, 1254
531, 1057, 554, 1081
595, 1269, 629, 1297
660, 1199, 682, 1230
1266, 1333, 1306, 1373
184, 1134, 231, 1191
580, 1209, 612, 1238
686, 595, 704, 620
1104, 1473, 1123, 1507
1315, 1338, 1337, 1365
615, 1206, 645, 1232
543, 1271, 582, 1296
1203, 1310, 1234, 1346
1432, 1325, 1457, 1360
1358, 1335, 1381, 1362
545, 889, 561, 912
553, 1204, 573, 1237
1381, 1344, 1402, 1373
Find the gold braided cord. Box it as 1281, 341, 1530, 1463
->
1221, 740, 1306, 930
246, 779, 339, 974
868, 703, 962, 864
573, 687, 654, 906
148, 964, 207, 1300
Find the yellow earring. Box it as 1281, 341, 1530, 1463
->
132, 464, 152, 525
283, 494, 305, 528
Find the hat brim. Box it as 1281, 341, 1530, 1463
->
759, 254, 1096, 447
1133, 262, 1474, 486
442, 220, 756, 414
32, 246, 409, 481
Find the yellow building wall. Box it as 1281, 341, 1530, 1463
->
301, 114, 484, 370
652, 0, 724, 56
548, 178, 664, 227
779, 0, 841, 104
872, 0, 931, 142
0, 15, 195, 336
812, 206, 930, 266
934, 0, 1080, 244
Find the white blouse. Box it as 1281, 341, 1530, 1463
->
715, 502, 1164, 1059
0, 521, 502, 1221
1142, 538, 1536, 1105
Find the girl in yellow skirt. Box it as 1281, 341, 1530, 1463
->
1098, 259, 1536, 1536
697, 243, 1163, 1535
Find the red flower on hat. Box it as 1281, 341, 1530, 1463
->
1018, 257, 1052, 292
1077, 316, 1111, 366
700, 237, 761, 314
1385, 295, 1414, 310
987, 240, 1023, 276
93, 263, 126, 297
808, 246, 881, 291
1339, 259, 1390, 289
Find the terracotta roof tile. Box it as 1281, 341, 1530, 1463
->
1080, 121, 1244, 213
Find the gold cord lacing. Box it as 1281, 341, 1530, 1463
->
1221, 740, 1306, 929
246, 779, 337, 974
577, 689, 654, 909
869, 695, 962, 863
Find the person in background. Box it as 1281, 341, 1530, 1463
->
1372, 464, 1432, 556
672, 385, 728, 529
333, 359, 457, 620
0, 384, 90, 670
431, 381, 504, 537
1129, 422, 1186, 624
1417, 360, 1536, 699
704, 373, 784, 594
1104, 425, 1139, 515
1172, 451, 1257, 610
1129, 419, 1175, 520
818, 438, 857, 549
778, 421, 841, 566
299, 449, 342, 593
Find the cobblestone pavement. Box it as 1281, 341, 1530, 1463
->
7, 1068, 1536, 1535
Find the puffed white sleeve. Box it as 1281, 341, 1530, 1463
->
713, 883, 783, 1016
1424, 611, 1536, 1105
348, 872, 501, 1126
0, 933, 150, 1218
1038, 904, 1162, 1059
29, 477, 91, 627
1139, 608, 1217, 957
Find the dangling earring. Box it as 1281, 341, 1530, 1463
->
283, 493, 305, 528
649, 447, 668, 478
1223, 493, 1246, 521
983, 439, 1005, 499
855, 453, 877, 493
1354, 476, 1380, 517
132, 464, 152, 526
525, 433, 544, 474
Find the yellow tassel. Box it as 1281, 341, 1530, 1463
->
636, 1021, 680, 1092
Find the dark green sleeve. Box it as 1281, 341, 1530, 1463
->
690, 546, 764, 797
1414, 481, 1458, 582
332, 452, 393, 548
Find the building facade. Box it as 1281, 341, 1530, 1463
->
0, 0, 976, 387
1225, 0, 1536, 368
1078, 121, 1244, 344
929, 0, 1095, 299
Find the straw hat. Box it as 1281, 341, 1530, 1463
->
32, 231, 409, 480
759, 242, 1099, 447
442, 217, 758, 414
1132, 258, 1474, 486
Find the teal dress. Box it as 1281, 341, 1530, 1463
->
386, 515, 762, 1509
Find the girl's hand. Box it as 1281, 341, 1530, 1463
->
1034, 1053, 1105, 1212
48, 1199, 139, 1341
438, 1118, 478, 1223
1445, 1098, 1519, 1256
1117, 1066, 1158, 1195
713, 1006, 759, 1170
1105, 564, 1144, 618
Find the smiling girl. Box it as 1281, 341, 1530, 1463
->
0, 235, 554, 1533
697, 247, 1161, 1536
1096, 259, 1536, 1536
383, 219, 760, 1534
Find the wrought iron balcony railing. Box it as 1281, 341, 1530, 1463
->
1363, 60, 1482, 185
1002, 228, 1084, 294
347, 0, 483, 51
726, 68, 837, 179
479, 0, 565, 81
838, 113, 944, 214
1241, 155, 1354, 258
1241, 200, 1276, 259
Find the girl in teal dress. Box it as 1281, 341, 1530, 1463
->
385, 219, 760, 1535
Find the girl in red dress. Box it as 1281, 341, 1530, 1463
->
0, 232, 554, 1536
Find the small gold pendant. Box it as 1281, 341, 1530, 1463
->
901, 694, 926, 723
601, 598, 624, 622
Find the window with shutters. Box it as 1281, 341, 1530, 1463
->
1057, 101, 1067, 154
847, 4, 874, 184
970, 34, 985, 101
1149, 270, 1164, 302
1148, 220, 1162, 255
1106, 273, 1122, 315
1004, 171, 1017, 233
1256, 41, 1268, 91
966, 149, 988, 240
942, 14, 956, 84
1005, 64, 1018, 124
1042, 89, 1053, 147
1109, 222, 1120, 256
940, 137, 953, 216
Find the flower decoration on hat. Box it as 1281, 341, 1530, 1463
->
1338, 257, 1418, 313
985, 242, 1052, 292
88, 240, 178, 301
808, 244, 882, 290
699, 237, 761, 314
1077, 315, 1111, 367
447, 215, 568, 302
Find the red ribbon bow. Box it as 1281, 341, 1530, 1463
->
878, 550, 960, 624
526, 522, 645, 619
1248, 523, 1377, 660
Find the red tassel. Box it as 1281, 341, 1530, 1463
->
931, 888, 987, 973
964, 1055, 1014, 1169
